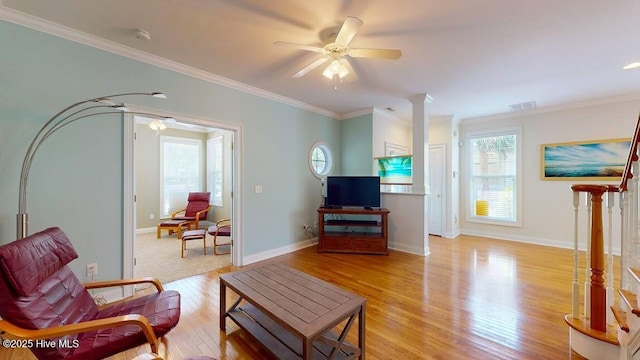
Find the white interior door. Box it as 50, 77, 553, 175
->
428, 144, 445, 236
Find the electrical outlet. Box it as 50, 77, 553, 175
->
86, 263, 98, 277
149, 213, 155, 220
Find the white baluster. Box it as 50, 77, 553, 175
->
621, 191, 629, 290
585, 192, 592, 318
573, 190, 580, 319
607, 189, 614, 326
631, 159, 639, 296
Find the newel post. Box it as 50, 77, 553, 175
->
572, 184, 608, 332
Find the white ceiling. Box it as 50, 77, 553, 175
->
3, 0, 640, 121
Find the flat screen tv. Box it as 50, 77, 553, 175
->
325, 176, 381, 209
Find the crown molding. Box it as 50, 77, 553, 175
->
0, 5, 340, 120
339, 107, 374, 120
463, 92, 640, 123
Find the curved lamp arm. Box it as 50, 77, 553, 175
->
17, 92, 167, 239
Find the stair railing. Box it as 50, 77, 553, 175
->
569, 114, 640, 334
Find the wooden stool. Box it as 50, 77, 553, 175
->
157, 220, 190, 239
181, 229, 206, 258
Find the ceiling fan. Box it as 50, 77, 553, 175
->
274, 17, 402, 87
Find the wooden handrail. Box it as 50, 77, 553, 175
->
84, 277, 164, 292
619, 113, 640, 192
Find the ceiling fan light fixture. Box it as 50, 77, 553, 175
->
322, 59, 349, 79
276, 17, 400, 84
337, 59, 350, 79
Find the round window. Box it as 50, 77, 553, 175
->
308, 142, 333, 179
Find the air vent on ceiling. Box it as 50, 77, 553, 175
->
135, 29, 151, 41
509, 101, 536, 112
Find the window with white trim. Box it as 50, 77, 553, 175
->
207, 136, 223, 207
160, 136, 203, 218
308, 142, 333, 179
467, 128, 520, 225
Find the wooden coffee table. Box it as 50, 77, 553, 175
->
220, 263, 366, 359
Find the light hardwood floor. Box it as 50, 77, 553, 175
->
3, 234, 596, 359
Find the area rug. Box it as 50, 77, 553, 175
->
135, 230, 231, 285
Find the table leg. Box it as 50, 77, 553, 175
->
219, 280, 226, 331
359, 304, 366, 360
302, 338, 312, 360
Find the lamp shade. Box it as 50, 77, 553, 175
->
322, 59, 349, 79
148, 119, 167, 131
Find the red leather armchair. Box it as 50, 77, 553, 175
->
0, 227, 180, 360
208, 218, 231, 255
171, 191, 212, 230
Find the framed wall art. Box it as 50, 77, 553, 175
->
541, 138, 631, 181
377, 155, 413, 184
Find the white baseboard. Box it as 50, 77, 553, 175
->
459, 228, 622, 255
242, 239, 315, 265
388, 242, 430, 256
136, 227, 156, 234
443, 230, 461, 239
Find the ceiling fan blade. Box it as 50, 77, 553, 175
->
335, 16, 363, 46
292, 57, 329, 78
273, 41, 324, 53
348, 48, 402, 59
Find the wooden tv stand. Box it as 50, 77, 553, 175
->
317, 207, 389, 255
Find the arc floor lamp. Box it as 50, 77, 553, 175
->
17, 91, 170, 239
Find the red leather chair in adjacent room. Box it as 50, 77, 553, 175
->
0, 227, 181, 360
171, 192, 212, 230
208, 218, 231, 255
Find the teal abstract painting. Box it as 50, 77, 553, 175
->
377, 155, 412, 184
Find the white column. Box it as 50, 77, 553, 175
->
408, 94, 433, 194
408, 93, 433, 255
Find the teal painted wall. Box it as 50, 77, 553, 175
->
0, 21, 341, 279
340, 113, 373, 175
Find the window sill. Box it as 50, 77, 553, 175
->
466, 216, 521, 227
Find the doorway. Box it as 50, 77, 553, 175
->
122, 109, 241, 294
428, 144, 446, 236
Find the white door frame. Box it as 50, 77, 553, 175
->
122, 107, 242, 297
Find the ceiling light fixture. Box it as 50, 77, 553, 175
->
274, 16, 401, 88
148, 117, 176, 134
148, 119, 166, 132
322, 59, 350, 89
